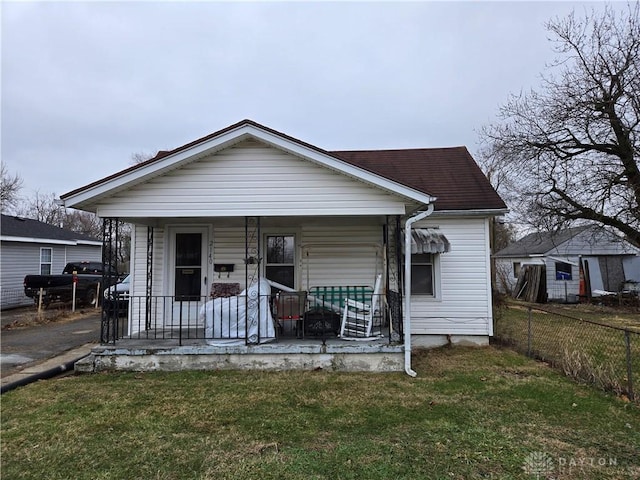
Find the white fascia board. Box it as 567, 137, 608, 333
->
76, 240, 103, 246
547, 256, 579, 266
1, 236, 78, 246
62, 123, 435, 208
431, 208, 509, 217
95, 205, 407, 218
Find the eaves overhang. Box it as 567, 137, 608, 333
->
1, 235, 102, 246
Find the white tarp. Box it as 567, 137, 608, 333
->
199, 278, 276, 345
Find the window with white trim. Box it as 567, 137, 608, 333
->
265, 235, 295, 289
411, 253, 435, 296
40, 248, 52, 275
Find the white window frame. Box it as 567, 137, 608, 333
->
264, 232, 298, 290
410, 253, 441, 299
40, 247, 53, 275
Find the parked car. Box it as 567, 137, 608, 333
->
103, 274, 130, 316
24, 261, 116, 308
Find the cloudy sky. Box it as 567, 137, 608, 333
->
1, 1, 614, 202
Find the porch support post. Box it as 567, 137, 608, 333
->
146, 226, 154, 330
244, 216, 261, 345
384, 217, 400, 343
101, 217, 120, 344
404, 204, 434, 377
395, 215, 403, 339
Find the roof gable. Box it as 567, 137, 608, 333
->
0, 214, 100, 244
94, 139, 411, 218
60, 119, 505, 214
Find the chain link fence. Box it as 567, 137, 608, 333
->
1, 288, 33, 310
494, 302, 639, 402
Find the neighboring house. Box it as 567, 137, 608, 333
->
0, 214, 102, 309
494, 225, 640, 302
59, 119, 507, 373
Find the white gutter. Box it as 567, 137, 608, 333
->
404, 203, 435, 377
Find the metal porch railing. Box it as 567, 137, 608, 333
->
101, 292, 400, 346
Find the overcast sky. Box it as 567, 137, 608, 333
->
1, 1, 617, 203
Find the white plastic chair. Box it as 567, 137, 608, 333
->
339, 274, 383, 340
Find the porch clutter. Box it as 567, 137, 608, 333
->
340, 274, 384, 340
274, 291, 307, 338
199, 278, 276, 345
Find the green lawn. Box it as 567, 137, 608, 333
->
2, 346, 639, 480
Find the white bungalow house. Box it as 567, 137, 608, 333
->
60, 120, 507, 374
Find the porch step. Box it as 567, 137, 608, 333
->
74, 354, 96, 373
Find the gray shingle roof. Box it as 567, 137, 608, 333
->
1, 214, 100, 243
494, 226, 591, 257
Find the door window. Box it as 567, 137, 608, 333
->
175, 233, 202, 301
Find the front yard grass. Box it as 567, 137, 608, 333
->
2, 346, 639, 479
494, 300, 640, 398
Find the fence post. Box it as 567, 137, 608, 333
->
625, 330, 634, 401
37, 288, 44, 312
527, 307, 532, 357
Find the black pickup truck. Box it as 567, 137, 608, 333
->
24, 261, 116, 308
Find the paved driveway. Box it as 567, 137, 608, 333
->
1, 308, 101, 377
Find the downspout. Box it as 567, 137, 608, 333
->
404, 204, 435, 377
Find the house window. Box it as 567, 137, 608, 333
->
555, 262, 572, 281
513, 262, 521, 279
266, 235, 295, 289
40, 248, 52, 275
411, 253, 434, 296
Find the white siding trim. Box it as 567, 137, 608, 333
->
0, 236, 101, 246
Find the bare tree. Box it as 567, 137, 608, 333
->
131, 151, 157, 164
479, 4, 640, 246
1, 164, 23, 213
16, 191, 65, 226
16, 191, 102, 238
63, 209, 103, 238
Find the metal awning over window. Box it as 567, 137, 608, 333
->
405, 228, 451, 254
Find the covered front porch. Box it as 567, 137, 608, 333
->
91, 213, 429, 372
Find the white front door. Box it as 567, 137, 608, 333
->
167, 227, 209, 328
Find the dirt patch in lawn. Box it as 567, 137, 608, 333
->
1, 306, 99, 330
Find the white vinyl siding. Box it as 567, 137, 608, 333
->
131, 221, 384, 299
64, 244, 103, 264
96, 139, 408, 218
130, 225, 166, 333
300, 224, 383, 289
410, 218, 492, 336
